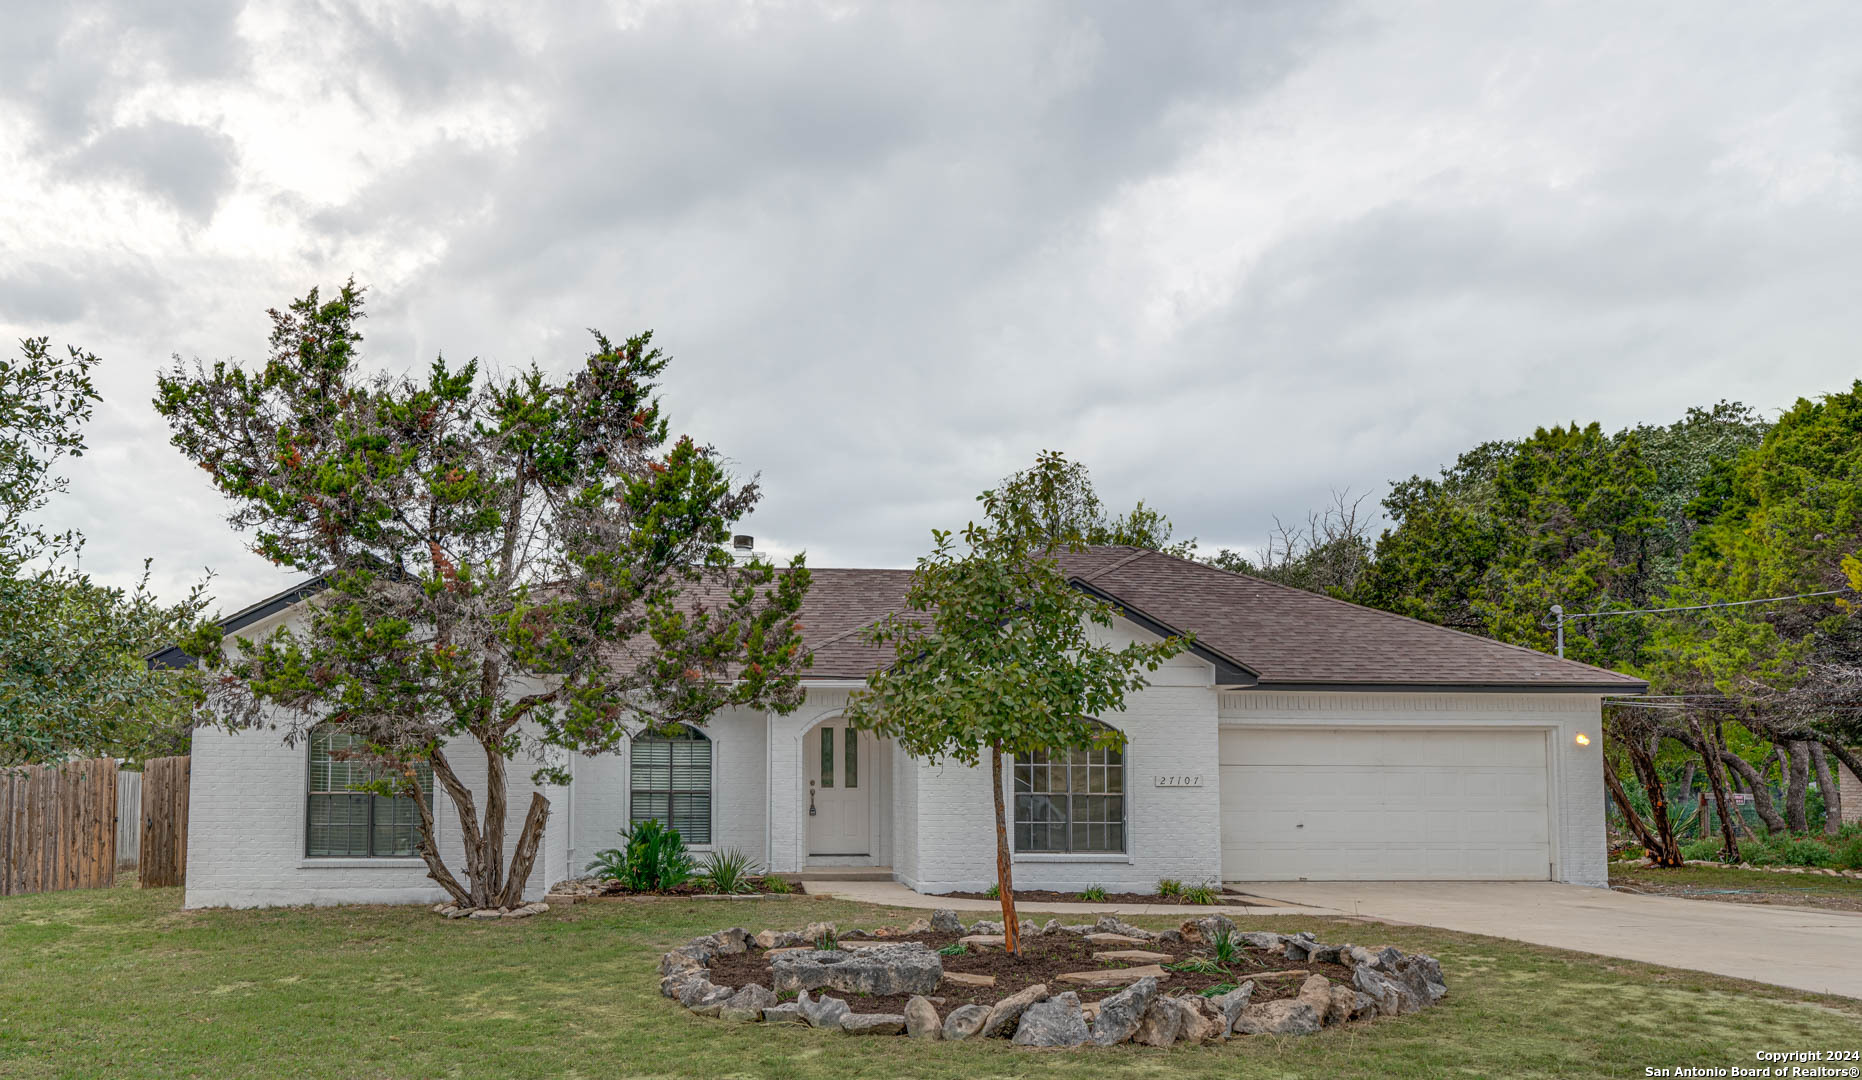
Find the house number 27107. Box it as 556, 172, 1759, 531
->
1155, 775, 1203, 788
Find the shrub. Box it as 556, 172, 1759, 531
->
1679, 839, 1723, 862
697, 848, 761, 895
1156, 878, 1184, 898
1772, 837, 1835, 867
585, 820, 694, 891
984, 884, 1000, 900
938, 942, 968, 957
1081, 884, 1108, 902
758, 875, 794, 894
1181, 883, 1220, 905
1835, 834, 1862, 871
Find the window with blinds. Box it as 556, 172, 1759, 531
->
630, 726, 712, 844
306, 727, 433, 858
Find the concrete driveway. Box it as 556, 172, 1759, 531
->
1231, 881, 1862, 999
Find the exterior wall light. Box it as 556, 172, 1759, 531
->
1575, 732, 1591, 746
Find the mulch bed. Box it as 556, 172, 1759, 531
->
706, 930, 1355, 1016
582, 880, 805, 899
941, 889, 1241, 905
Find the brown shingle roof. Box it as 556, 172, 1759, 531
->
792, 547, 1645, 690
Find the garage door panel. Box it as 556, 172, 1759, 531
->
1219, 728, 1551, 881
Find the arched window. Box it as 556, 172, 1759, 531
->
630, 725, 712, 844
1014, 730, 1125, 854
306, 726, 433, 858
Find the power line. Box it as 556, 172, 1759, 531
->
1547, 587, 1853, 658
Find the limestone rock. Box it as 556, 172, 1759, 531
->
1039, 918, 1064, 935
798, 990, 852, 1030
679, 979, 734, 1011
1325, 984, 1360, 1025
1232, 999, 1322, 1037
1296, 973, 1333, 1015
714, 927, 753, 955
801, 921, 837, 943
1181, 915, 1235, 946
1089, 975, 1157, 1046
842, 1013, 906, 1035
1093, 949, 1174, 963
958, 934, 1006, 952
929, 909, 964, 933
1211, 981, 1255, 1031
762, 1002, 804, 1024
1308, 942, 1343, 964
1155, 928, 1186, 947
1131, 995, 1189, 1048
943, 972, 996, 988
942, 1003, 991, 1040
1094, 915, 1154, 939
901, 917, 933, 935
1239, 931, 1283, 950
1351, 964, 1404, 1017
771, 943, 943, 996
1011, 991, 1091, 1047
755, 928, 803, 949
1176, 996, 1228, 1044
1054, 963, 1169, 988
720, 983, 777, 1023
980, 982, 1048, 1038
968, 919, 1004, 935
904, 996, 942, 1039
1282, 933, 1317, 962
1082, 932, 1147, 947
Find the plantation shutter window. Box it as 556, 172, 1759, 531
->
306, 727, 433, 858
1013, 733, 1125, 854
630, 726, 712, 845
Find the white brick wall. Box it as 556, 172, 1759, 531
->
184, 721, 564, 909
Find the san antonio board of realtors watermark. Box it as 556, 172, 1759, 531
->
1644, 1050, 1859, 1077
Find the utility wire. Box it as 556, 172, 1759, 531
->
1549, 588, 1851, 623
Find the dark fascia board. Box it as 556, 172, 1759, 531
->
1242, 680, 1650, 695
1066, 576, 1259, 687
144, 574, 330, 669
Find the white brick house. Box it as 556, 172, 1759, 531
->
160, 548, 1644, 909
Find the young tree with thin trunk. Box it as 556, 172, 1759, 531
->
843, 452, 1187, 954
157, 283, 811, 909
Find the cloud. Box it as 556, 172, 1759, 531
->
3, 0, 1862, 613
65, 120, 241, 222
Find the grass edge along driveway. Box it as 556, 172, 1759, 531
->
1, 885, 1859, 1080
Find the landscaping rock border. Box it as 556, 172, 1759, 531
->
659, 912, 1448, 1046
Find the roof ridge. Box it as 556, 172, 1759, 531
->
1125, 548, 1643, 684
1072, 545, 1153, 582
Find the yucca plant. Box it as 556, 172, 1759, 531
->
1081, 884, 1108, 902
585, 820, 694, 892
697, 848, 762, 894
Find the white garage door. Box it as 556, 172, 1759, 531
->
1219, 728, 1551, 881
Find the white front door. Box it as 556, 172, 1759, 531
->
807, 721, 871, 856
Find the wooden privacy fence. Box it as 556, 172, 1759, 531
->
116, 769, 143, 869
138, 756, 190, 888
0, 759, 119, 896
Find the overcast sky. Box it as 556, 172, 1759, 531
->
4, 0, 1860, 611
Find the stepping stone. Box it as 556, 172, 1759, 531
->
943, 972, 997, 988
1093, 949, 1174, 963
1084, 933, 1147, 947
957, 934, 1006, 951
1252, 968, 1312, 980
1054, 963, 1170, 988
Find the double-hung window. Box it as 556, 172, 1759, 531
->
306, 727, 433, 857
1013, 734, 1126, 854
630, 725, 712, 844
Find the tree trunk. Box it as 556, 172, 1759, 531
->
1678, 760, 1697, 799
407, 766, 472, 906
428, 747, 490, 906
1809, 742, 1841, 836
1782, 741, 1810, 833
1716, 750, 1787, 834
482, 738, 508, 900
1604, 758, 1664, 859
1623, 737, 1682, 867
1689, 717, 1741, 863
499, 792, 550, 908
990, 746, 1020, 956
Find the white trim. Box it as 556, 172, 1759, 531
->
296, 858, 426, 870
1012, 854, 1134, 864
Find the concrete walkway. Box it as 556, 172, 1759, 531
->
799, 879, 1337, 918
1230, 881, 1862, 1000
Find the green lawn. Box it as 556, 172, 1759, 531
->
3, 884, 1860, 1079
1612, 863, 1862, 912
